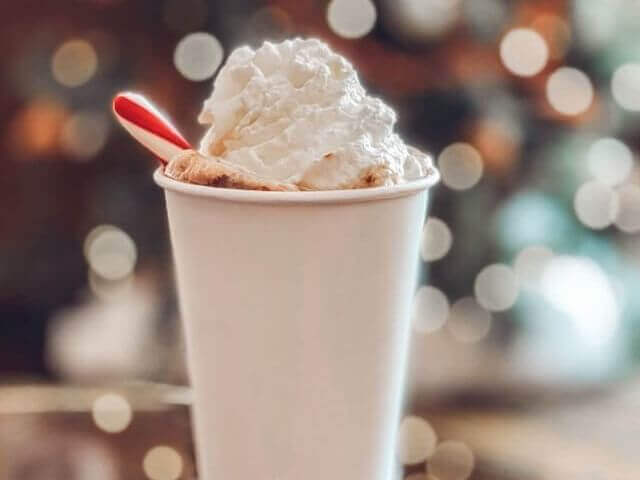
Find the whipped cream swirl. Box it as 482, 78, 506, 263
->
166, 38, 436, 190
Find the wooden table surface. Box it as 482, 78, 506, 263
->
0, 382, 638, 479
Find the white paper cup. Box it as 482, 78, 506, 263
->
154, 169, 436, 480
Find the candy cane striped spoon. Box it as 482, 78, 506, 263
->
112, 92, 191, 165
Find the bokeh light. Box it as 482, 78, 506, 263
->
326, 0, 377, 39
586, 137, 633, 186
474, 263, 519, 311
540, 256, 619, 346
447, 297, 492, 343
60, 111, 110, 159
397, 415, 438, 465
51, 39, 98, 87
88, 269, 135, 300
546, 67, 594, 115
531, 14, 571, 60
143, 446, 183, 480
496, 191, 572, 254
614, 184, 640, 233
438, 143, 483, 190
611, 63, 640, 112
573, 181, 618, 230
499, 28, 548, 77
174, 32, 224, 81
428, 441, 475, 480
420, 217, 453, 262
163, 0, 208, 32
84, 225, 137, 281
470, 114, 522, 174
573, 0, 618, 51
385, 0, 461, 40
412, 286, 450, 334
70, 442, 120, 480
8, 98, 68, 156
91, 393, 132, 433
513, 245, 554, 288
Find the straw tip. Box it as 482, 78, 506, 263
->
112, 92, 135, 116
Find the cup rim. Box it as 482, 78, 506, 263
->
153, 168, 438, 204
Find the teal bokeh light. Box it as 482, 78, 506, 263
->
495, 191, 575, 256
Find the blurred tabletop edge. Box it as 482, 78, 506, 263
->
0, 382, 639, 479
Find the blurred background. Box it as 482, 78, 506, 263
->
1, 0, 640, 479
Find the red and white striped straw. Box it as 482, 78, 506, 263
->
112, 92, 191, 165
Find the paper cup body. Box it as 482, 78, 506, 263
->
155, 170, 433, 480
